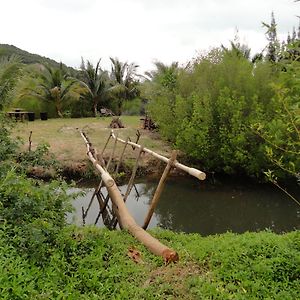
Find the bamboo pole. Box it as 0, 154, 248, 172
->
143, 150, 177, 230
106, 132, 118, 171
110, 130, 206, 180
115, 137, 129, 174
80, 131, 179, 263
111, 146, 144, 228
124, 146, 144, 202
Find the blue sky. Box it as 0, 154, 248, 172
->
1, 0, 298, 72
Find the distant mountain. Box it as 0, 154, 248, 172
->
0, 44, 78, 75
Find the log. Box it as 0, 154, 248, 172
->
110, 130, 206, 180
80, 131, 179, 263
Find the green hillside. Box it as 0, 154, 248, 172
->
0, 43, 77, 74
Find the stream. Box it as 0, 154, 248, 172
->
67, 177, 300, 236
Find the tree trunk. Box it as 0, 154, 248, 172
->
93, 102, 98, 117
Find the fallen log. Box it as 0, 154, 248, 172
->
80, 130, 179, 264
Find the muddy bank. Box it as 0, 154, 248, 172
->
60, 153, 189, 182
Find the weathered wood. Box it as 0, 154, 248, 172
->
28, 131, 32, 152
124, 146, 144, 202
101, 132, 112, 157
111, 146, 144, 228
106, 132, 118, 171
115, 137, 129, 175
80, 131, 178, 263
143, 150, 177, 229
82, 179, 103, 219
95, 191, 112, 227
111, 130, 206, 180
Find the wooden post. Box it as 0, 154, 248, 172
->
142, 151, 177, 230
124, 146, 144, 202
112, 146, 144, 228
82, 179, 103, 219
106, 132, 118, 171
28, 131, 32, 152
101, 132, 112, 157
115, 137, 129, 174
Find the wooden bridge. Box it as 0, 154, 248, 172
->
80, 129, 206, 264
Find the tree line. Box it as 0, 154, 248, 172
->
0, 56, 140, 118
144, 14, 299, 188
0, 13, 299, 186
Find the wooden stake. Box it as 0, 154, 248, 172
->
124, 146, 144, 202
28, 131, 32, 152
115, 137, 129, 174
101, 132, 112, 157
82, 179, 103, 219
143, 151, 177, 230
106, 132, 118, 172
112, 146, 144, 228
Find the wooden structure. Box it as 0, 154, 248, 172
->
80, 129, 206, 263
7, 109, 29, 121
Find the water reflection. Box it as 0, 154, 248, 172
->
69, 177, 300, 236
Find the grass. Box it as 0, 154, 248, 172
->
11, 116, 171, 169
0, 227, 299, 299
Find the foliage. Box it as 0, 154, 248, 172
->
262, 12, 281, 63
0, 226, 298, 299
79, 58, 109, 117
145, 29, 299, 181
0, 169, 74, 263
0, 55, 23, 110
109, 57, 140, 115
146, 47, 275, 176
17, 142, 61, 175
25, 63, 81, 118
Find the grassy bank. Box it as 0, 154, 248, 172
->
11, 116, 172, 177
1, 227, 299, 299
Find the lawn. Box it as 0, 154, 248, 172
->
12, 116, 171, 167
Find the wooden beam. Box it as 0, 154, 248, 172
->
110, 130, 206, 180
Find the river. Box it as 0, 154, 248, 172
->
67, 177, 300, 236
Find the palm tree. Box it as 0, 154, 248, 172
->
79, 58, 108, 117
144, 61, 179, 90
0, 55, 22, 110
30, 63, 78, 117
109, 57, 140, 115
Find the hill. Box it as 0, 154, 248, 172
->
0, 43, 77, 74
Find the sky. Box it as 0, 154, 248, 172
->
0, 0, 299, 72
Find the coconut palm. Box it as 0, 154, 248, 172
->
144, 61, 179, 91
79, 58, 108, 117
29, 63, 78, 117
109, 57, 140, 115
0, 55, 22, 110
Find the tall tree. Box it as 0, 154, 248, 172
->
79, 58, 108, 117
109, 57, 139, 115
145, 61, 179, 91
263, 12, 280, 62
29, 64, 78, 117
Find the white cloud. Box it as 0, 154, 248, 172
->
0, 0, 298, 72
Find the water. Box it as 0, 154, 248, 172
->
67, 177, 300, 236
